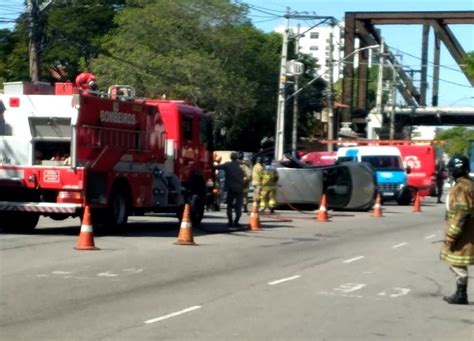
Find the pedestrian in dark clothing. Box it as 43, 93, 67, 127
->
436, 160, 447, 203
215, 152, 244, 227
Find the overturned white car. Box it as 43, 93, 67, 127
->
274, 157, 377, 211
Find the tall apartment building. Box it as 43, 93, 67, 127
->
276, 23, 365, 82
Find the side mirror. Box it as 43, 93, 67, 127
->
406, 166, 411, 174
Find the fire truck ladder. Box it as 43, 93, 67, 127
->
80, 125, 150, 172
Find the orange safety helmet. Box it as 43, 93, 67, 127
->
75, 72, 97, 92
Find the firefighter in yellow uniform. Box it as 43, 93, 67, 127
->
440, 154, 474, 305
238, 152, 252, 213
252, 156, 264, 208
259, 157, 279, 213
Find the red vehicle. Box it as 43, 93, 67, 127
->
300, 151, 337, 166
394, 144, 438, 197
0, 76, 214, 232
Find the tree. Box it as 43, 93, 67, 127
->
0, 22, 30, 84
436, 127, 474, 156
462, 51, 474, 80
41, 0, 125, 81
0, 0, 124, 83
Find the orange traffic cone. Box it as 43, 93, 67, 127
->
316, 193, 330, 222
248, 201, 261, 231
412, 191, 422, 213
176, 204, 196, 245
75, 205, 99, 250
371, 193, 383, 217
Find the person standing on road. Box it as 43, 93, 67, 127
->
259, 157, 279, 214
215, 151, 244, 227
436, 160, 447, 204
440, 154, 474, 305
252, 156, 264, 209
238, 152, 252, 213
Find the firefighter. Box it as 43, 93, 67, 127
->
259, 157, 279, 213
238, 152, 252, 213
210, 152, 223, 211
435, 160, 447, 204
214, 151, 244, 227
252, 156, 264, 208
440, 154, 474, 305
75, 72, 98, 95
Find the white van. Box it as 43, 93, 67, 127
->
336, 146, 411, 205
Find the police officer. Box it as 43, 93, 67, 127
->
215, 152, 244, 227
259, 157, 279, 213
252, 156, 264, 209
440, 154, 474, 305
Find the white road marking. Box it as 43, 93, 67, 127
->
424, 234, 436, 239
390, 288, 411, 297
97, 272, 118, 277
334, 283, 367, 293
343, 256, 365, 264
145, 306, 202, 324
392, 242, 408, 249
378, 287, 411, 298
64, 276, 88, 280
319, 291, 363, 299
122, 268, 144, 273
52, 271, 72, 275
268, 275, 301, 285
36, 274, 48, 278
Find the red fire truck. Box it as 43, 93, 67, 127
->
0, 76, 214, 232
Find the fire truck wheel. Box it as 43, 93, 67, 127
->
0, 213, 39, 233
107, 187, 130, 227
189, 194, 205, 227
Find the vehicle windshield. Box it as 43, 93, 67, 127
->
361, 156, 403, 171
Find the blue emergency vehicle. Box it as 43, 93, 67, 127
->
336, 146, 412, 205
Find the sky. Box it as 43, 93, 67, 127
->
1, 0, 473, 107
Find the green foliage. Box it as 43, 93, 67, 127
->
435, 127, 474, 156
41, 0, 125, 81
462, 51, 474, 80
0, 22, 30, 83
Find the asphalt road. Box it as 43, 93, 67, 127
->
1, 196, 473, 340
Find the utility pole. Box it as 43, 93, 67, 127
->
374, 39, 384, 138
27, 0, 40, 82
389, 63, 397, 139
326, 23, 335, 151
275, 13, 336, 160
274, 8, 290, 161
291, 24, 300, 156
432, 32, 441, 106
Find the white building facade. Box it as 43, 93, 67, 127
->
276, 23, 367, 83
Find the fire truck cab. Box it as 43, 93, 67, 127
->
0, 78, 213, 232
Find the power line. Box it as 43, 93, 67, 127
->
388, 45, 467, 73
234, 0, 287, 16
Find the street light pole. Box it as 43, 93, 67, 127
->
326, 23, 335, 151
274, 8, 290, 161
389, 63, 397, 139
371, 39, 384, 139
291, 24, 300, 156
